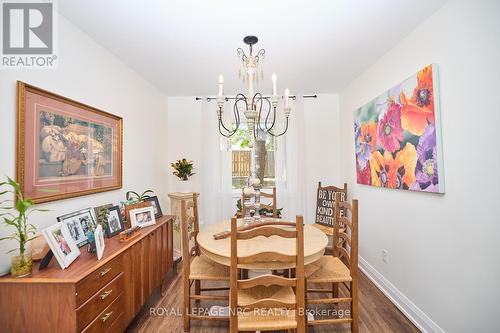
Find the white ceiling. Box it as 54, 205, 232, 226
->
59, 0, 446, 96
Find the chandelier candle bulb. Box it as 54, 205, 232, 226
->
272, 73, 277, 96
285, 88, 290, 108
218, 74, 224, 97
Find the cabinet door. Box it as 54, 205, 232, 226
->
163, 222, 173, 277
155, 229, 162, 288
132, 240, 144, 316
150, 230, 161, 290
122, 248, 134, 325
141, 236, 151, 301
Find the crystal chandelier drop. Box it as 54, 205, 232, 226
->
216, 35, 291, 145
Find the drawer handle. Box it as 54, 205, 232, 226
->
101, 311, 113, 323
100, 289, 113, 300
100, 267, 112, 276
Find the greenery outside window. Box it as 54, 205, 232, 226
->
230, 124, 276, 189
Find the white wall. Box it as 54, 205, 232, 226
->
302, 94, 341, 221
338, 0, 500, 332
166, 97, 203, 194
165, 94, 340, 224
0, 15, 169, 268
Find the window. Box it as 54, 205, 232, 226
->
230, 124, 276, 189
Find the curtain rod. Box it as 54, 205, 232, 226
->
195, 94, 317, 101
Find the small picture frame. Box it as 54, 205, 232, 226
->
57, 208, 97, 247
94, 203, 114, 223
129, 206, 156, 228
104, 206, 125, 238
94, 224, 105, 260
144, 196, 163, 218
42, 222, 80, 269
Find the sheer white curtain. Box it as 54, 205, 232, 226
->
198, 100, 233, 227
275, 98, 306, 221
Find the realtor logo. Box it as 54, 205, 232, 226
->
1, 1, 57, 68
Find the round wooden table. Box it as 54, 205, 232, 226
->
197, 219, 328, 270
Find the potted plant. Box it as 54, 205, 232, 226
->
171, 158, 195, 193
0, 177, 48, 277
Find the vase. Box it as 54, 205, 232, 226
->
10, 250, 33, 278
86, 231, 96, 253
175, 179, 193, 193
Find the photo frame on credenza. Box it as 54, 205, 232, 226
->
42, 222, 80, 269
129, 206, 156, 228
103, 206, 125, 238
143, 196, 163, 218
94, 225, 105, 260
57, 208, 97, 247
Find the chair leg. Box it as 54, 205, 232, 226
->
183, 279, 190, 332
351, 280, 359, 333
194, 280, 201, 305
332, 282, 338, 298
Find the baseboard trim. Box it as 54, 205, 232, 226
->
358, 256, 445, 333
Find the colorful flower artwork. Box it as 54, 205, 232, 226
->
354, 64, 444, 193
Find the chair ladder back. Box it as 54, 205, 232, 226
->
181, 199, 191, 280
181, 194, 200, 263
229, 216, 305, 332
229, 217, 239, 333
242, 186, 278, 218
295, 215, 306, 331
333, 194, 358, 273
349, 199, 359, 274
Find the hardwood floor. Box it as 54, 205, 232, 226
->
126, 268, 419, 333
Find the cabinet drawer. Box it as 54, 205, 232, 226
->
81, 293, 124, 333
76, 273, 124, 332
76, 257, 123, 307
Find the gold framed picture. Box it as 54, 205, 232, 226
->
17, 81, 123, 203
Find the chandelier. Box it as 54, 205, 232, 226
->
216, 35, 291, 144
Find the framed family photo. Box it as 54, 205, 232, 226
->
103, 206, 125, 238
57, 208, 96, 247
42, 222, 80, 269
16, 81, 123, 204
144, 196, 163, 218
94, 225, 105, 260
129, 206, 156, 228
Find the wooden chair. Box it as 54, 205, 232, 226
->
182, 193, 230, 332
242, 186, 278, 218
229, 216, 306, 332
305, 193, 359, 332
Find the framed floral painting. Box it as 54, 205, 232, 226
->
354, 64, 444, 193
17, 82, 123, 203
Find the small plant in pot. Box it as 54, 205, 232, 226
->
0, 177, 48, 277
86, 207, 110, 253
171, 159, 195, 193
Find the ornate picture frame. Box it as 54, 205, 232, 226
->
17, 81, 123, 203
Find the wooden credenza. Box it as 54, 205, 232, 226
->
0, 215, 174, 333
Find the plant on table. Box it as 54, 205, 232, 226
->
171, 159, 195, 181
0, 177, 48, 277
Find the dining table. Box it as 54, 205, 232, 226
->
197, 218, 329, 270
